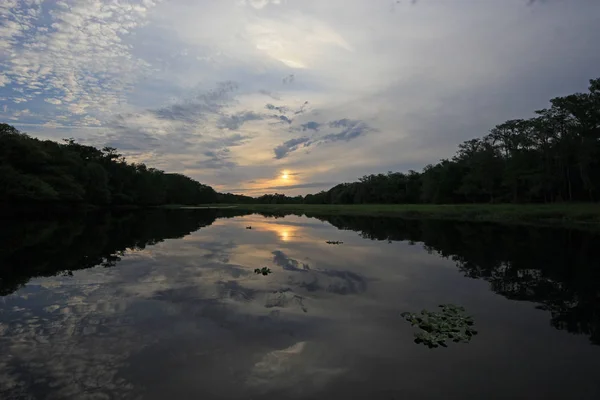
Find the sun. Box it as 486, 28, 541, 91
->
281, 171, 290, 180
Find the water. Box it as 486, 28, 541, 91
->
1, 209, 599, 399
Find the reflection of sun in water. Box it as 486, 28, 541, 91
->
249, 221, 297, 242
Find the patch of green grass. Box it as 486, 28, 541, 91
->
401, 304, 478, 348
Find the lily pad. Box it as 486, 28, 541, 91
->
401, 304, 477, 348
254, 267, 272, 276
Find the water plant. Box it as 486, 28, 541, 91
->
254, 267, 272, 275
400, 304, 477, 348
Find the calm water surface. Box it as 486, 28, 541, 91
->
1, 210, 599, 399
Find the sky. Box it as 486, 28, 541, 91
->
1, 0, 600, 196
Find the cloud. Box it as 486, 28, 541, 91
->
271, 114, 293, 125
44, 98, 62, 105
241, 0, 282, 9
265, 103, 289, 114
263, 101, 308, 126
183, 133, 250, 170
151, 81, 238, 124
208, 133, 251, 149
273, 118, 376, 159
294, 101, 309, 115
217, 111, 264, 130
321, 119, 376, 143
282, 74, 295, 84
1, 0, 162, 117
96, 82, 254, 168
258, 89, 281, 100
273, 137, 310, 159
194, 149, 237, 170
300, 121, 320, 131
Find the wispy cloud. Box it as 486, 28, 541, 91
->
274, 137, 310, 159
218, 111, 264, 130
320, 119, 376, 143
300, 121, 321, 132
194, 149, 237, 169
272, 250, 310, 272
272, 118, 376, 159
151, 81, 238, 123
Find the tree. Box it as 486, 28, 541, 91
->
0, 124, 218, 207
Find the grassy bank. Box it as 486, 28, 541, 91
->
207, 203, 600, 230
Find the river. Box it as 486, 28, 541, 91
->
1, 209, 599, 399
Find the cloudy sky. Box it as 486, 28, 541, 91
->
1, 0, 599, 195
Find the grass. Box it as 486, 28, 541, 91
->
202, 203, 600, 230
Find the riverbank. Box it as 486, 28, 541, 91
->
5, 202, 599, 231
208, 203, 600, 230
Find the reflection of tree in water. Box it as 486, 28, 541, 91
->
0, 209, 248, 296
3, 210, 599, 345
314, 215, 600, 345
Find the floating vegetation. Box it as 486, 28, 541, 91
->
246, 226, 252, 229
254, 267, 272, 276
326, 241, 343, 245
400, 304, 477, 348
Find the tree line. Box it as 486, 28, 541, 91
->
227, 77, 600, 204
0, 123, 217, 206
3, 77, 598, 206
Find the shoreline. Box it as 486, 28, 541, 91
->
204, 203, 600, 231
3, 202, 599, 231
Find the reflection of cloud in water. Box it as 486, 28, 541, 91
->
273, 250, 311, 272
0, 285, 145, 399
272, 250, 368, 295
200, 240, 237, 263
0, 215, 369, 399
247, 341, 345, 396
265, 288, 308, 313
217, 280, 257, 302
319, 269, 368, 295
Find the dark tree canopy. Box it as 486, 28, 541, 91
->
0, 124, 217, 206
